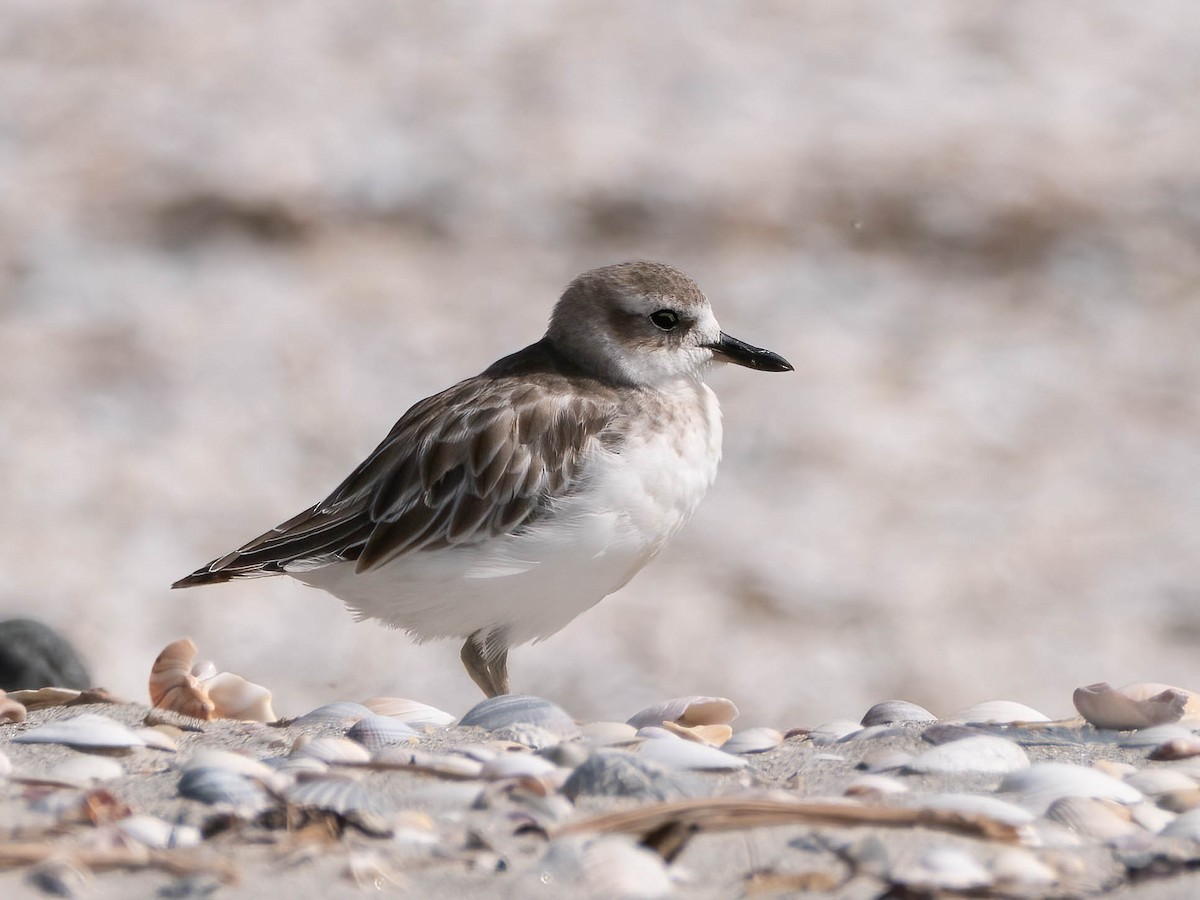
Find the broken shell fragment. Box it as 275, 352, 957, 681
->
149, 639, 213, 720
0, 690, 26, 724
13, 714, 146, 751
203, 672, 275, 723
1073, 682, 1200, 730
626, 696, 739, 730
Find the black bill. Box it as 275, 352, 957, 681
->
707, 332, 793, 372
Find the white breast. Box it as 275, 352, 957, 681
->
291, 379, 723, 646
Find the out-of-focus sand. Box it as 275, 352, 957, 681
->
1, 3, 1198, 725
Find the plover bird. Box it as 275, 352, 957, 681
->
174, 262, 792, 696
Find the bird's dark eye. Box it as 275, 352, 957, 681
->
649, 309, 679, 331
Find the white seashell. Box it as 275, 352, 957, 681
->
0, 751, 11, 778
346, 714, 418, 751
148, 638, 214, 720
203, 671, 275, 723
13, 714, 146, 751
183, 749, 276, 781
271, 755, 328, 778
132, 728, 177, 752
1073, 682, 1200, 730
580, 721, 639, 747
287, 772, 385, 815
861, 699, 936, 726
626, 696, 739, 730
1124, 768, 1197, 796
459, 695, 578, 738
1149, 736, 1200, 761
999, 763, 1143, 814
178, 766, 268, 807
480, 753, 558, 781
638, 735, 749, 771
1044, 796, 1137, 840
1131, 802, 1176, 833
1093, 759, 1137, 780
536, 836, 672, 899
361, 697, 455, 726
919, 793, 1036, 826
1118, 724, 1196, 748
990, 848, 1057, 889
635, 726, 678, 741
293, 701, 374, 728
1161, 807, 1200, 841
291, 736, 371, 765
844, 774, 908, 797
372, 747, 485, 779
942, 701, 1050, 725
890, 847, 992, 892
905, 735, 1030, 775
118, 815, 201, 850
723, 727, 783, 755
49, 755, 125, 785
808, 720, 863, 745
190, 659, 218, 681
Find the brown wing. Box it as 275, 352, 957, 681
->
172, 369, 618, 587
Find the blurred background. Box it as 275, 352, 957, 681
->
2, 2, 1198, 726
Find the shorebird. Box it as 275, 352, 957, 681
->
174, 262, 792, 696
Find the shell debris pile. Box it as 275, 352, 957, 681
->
3, 663, 1200, 896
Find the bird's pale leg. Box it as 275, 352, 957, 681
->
460, 632, 510, 698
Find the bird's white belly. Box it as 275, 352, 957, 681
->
291, 382, 722, 646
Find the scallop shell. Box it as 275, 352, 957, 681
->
905, 735, 1030, 775
361, 697, 455, 726
459, 695, 578, 738
626, 696, 738, 730
999, 763, 1143, 813
291, 735, 371, 765
1044, 796, 1137, 840
722, 727, 783, 755
942, 701, 1050, 725
861, 699, 936, 727
638, 735, 749, 771
293, 701, 374, 728
177, 766, 268, 807
13, 714, 146, 751
287, 772, 385, 815
346, 714, 418, 751
0, 690, 27, 724
1073, 682, 1200, 730
117, 815, 202, 850
149, 638, 214, 720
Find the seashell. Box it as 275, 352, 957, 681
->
941, 701, 1050, 725
1155, 789, 1200, 813
132, 728, 177, 752
7, 687, 82, 709
534, 836, 672, 899
861, 699, 936, 727
999, 763, 1143, 814
1131, 802, 1176, 833
1119, 724, 1197, 748
1073, 682, 1200, 730
845, 774, 908, 797
149, 638, 214, 720
346, 714, 418, 751
0, 690, 26, 724
371, 747, 485, 779
0, 751, 11, 778
580, 721, 639, 747
890, 847, 992, 893
918, 793, 1036, 827
48, 755, 125, 785
458, 695, 578, 738
990, 848, 1058, 890
660, 721, 732, 746
291, 735, 371, 765
807, 720, 863, 745
13, 714, 146, 751
1149, 736, 1200, 761
1124, 768, 1197, 796
1161, 807, 1200, 841
635, 726, 678, 741
361, 697, 455, 726
538, 741, 590, 769
722, 727, 783, 755
183, 748, 277, 781
117, 815, 201, 850
293, 701, 374, 728
287, 772, 387, 816
345, 852, 404, 890
639, 735, 749, 771
1045, 796, 1137, 840
561, 749, 690, 802
905, 735, 1030, 775
493, 723, 564, 750
626, 696, 739, 730
480, 752, 558, 781
203, 671, 275, 723
178, 766, 268, 807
